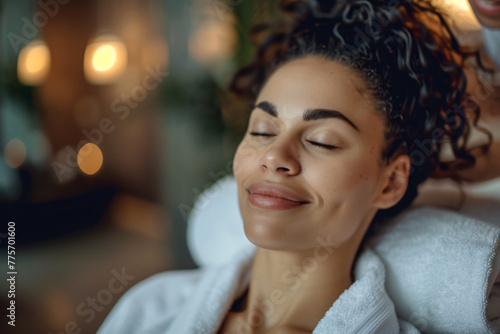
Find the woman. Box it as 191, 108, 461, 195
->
444, 0, 500, 182
98, 1, 483, 333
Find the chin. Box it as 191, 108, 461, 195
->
242, 218, 309, 251
243, 218, 285, 248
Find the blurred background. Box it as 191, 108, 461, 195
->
0, 0, 483, 333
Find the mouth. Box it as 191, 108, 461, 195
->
473, 0, 500, 16
247, 182, 309, 211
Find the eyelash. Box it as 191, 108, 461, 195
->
250, 132, 274, 137
308, 141, 337, 150
249, 132, 337, 150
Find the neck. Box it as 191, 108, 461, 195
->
234, 232, 366, 332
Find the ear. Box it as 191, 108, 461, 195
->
373, 155, 411, 209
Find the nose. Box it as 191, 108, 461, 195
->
259, 140, 301, 176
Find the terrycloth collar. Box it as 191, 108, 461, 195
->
168, 247, 398, 334
313, 249, 399, 334
167, 247, 255, 334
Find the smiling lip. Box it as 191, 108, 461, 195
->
247, 182, 309, 211
473, 0, 500, 16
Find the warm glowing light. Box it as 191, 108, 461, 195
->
77, 143, 103, 175
92, 45, 117, 71
17, 40, 51, 86
26, 48, 47, 72
84, 35, 127, 85
4, 139, 26, 168
189, 20, 238, 64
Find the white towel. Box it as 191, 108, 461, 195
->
187, 176, 500, 333
188, 176, 252, 266
368, 207, 500, 333
97, 244, 416, 333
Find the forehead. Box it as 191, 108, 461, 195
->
257, 56, 375, 118
256, 57, 385, 134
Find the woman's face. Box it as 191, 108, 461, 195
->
233, 56, 402, 251
468, 0, 500, 28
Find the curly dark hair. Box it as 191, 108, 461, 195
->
227, 0, 489, 220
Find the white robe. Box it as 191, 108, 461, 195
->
97, 248, 419, 334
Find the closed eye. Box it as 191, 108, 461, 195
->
307, 141, 337, 150
250, 132, 275, 137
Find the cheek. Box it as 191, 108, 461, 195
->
307, 149, 382, 202
233, 140, 258, 180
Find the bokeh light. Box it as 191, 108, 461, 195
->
189, 20, 238, 64
77, 143, 103, 175
92, 45, 118, 72
4, 138, 27, 168
84, 35, 127, 85
17, 40, 51, 86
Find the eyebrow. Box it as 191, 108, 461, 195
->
254, 101, 359, 132
255, 101, 277, 117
